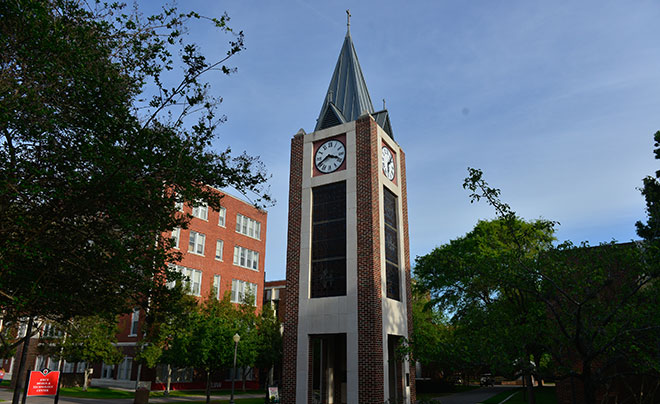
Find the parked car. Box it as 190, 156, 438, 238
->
480, 374, 495, 387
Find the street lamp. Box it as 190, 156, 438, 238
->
229, 333, 240, 404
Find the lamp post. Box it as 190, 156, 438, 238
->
229, 333, 240, 404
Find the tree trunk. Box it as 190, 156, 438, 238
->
583, 362, 596, 404
83, 369, 91, 392
135, 363, 142, 390
242, 367, 247, 391
524, 373, 536, 404
205, 370, 211, 404
12, 316, 34, 404
165, 364, 171, 396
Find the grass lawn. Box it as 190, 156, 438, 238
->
480, 387, 557, 404
58, 387, 136, 399
150, 389, 265, 397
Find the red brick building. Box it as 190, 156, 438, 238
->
4, 189, 267, 391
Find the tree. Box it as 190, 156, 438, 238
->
415, 217, 555, 403
636, 131, 660, 243
253, 303, 282, 387
39, 316, 123, 390
1, 1, 269, 400
163, 295, 241, 404
457, 168, 660, 404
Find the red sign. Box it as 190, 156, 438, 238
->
27, 369, 60, 396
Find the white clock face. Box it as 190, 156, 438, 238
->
315, 139, 346, 173
382, 146, 395, 181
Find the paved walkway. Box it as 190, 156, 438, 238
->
428, 386, 517, 404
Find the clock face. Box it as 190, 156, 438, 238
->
315, 139, 346, 173
382, 146, 395, 181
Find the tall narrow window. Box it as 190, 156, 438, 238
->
213, 275, 221, 300
171, 228, 180, 249
384, 188, 400, 300
218, 207, 226, 227
215, 240, 224, 261
130, 308, 139, 336
188, 231, 205, 255
311, 181, 346, 298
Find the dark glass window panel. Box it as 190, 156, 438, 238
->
311, 259, 347, 298
311, 182, 346, 298
384, 188, 397, 228
386, 263, 400, 301
385, 226, 398, 264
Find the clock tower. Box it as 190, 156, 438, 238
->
282, 19, 415, 404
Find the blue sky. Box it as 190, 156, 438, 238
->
145, 1, 660, 281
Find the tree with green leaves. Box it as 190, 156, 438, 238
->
456, 168, 660, 404
1, 1, 269, 401
163, 295, 241, 404
38, 316, 123, 391
415, 216, 555, 403
254, 303, 282, 388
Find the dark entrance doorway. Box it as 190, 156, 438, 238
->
310, 334, 347, 404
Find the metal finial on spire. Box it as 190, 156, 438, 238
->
346, 9, 351, 32
383, 99, 386, 110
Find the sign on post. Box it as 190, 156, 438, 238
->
27, 368, 60, 396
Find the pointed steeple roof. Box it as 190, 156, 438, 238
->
315, 29, 375, 131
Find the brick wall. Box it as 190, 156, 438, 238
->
281, 133, 304, 403
400, 150, 416, 403
355, 115, 385, 404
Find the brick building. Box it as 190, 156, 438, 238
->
5, 188, 267, 391
281, 20, 415, 404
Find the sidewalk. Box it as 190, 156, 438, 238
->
0, 388, 265, 404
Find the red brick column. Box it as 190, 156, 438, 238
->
355, 115, 384, 404
282, 133, 304, 403
400, 150, 416, 403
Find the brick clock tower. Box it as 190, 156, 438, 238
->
282, 19, 415, 404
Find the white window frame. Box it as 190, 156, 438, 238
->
235, 214, 261, 240
168, 264, 203, 296
63, 361, 74, 373
218, 207, 226, 227
233, 246, 259, 271
230, 279, 257, 305
192, 201, 208, 220
101, 362, 114, 379
129, 308, 139, 336
213, 275, 221, 300
117, 357, 133, 380
188, 231, 205, 256
171, 228, 180, 249
215, 240, 224, 261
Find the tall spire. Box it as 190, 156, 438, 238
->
315, 16, 374, 131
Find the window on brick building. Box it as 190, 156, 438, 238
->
218, 207, 226, 227
129, 308, 140, 336
117, 357, 133, 380
236, 214, 261, 239
231, 279, 257, 305
168, 264, 202, 296
171, 228, 180, 249
188, 231, 205, 255
215, 240, 224, 261
192, 201, 208, 220
213, 275, 221, 300
311, 181, 346, 298
233, 246, 259, 271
